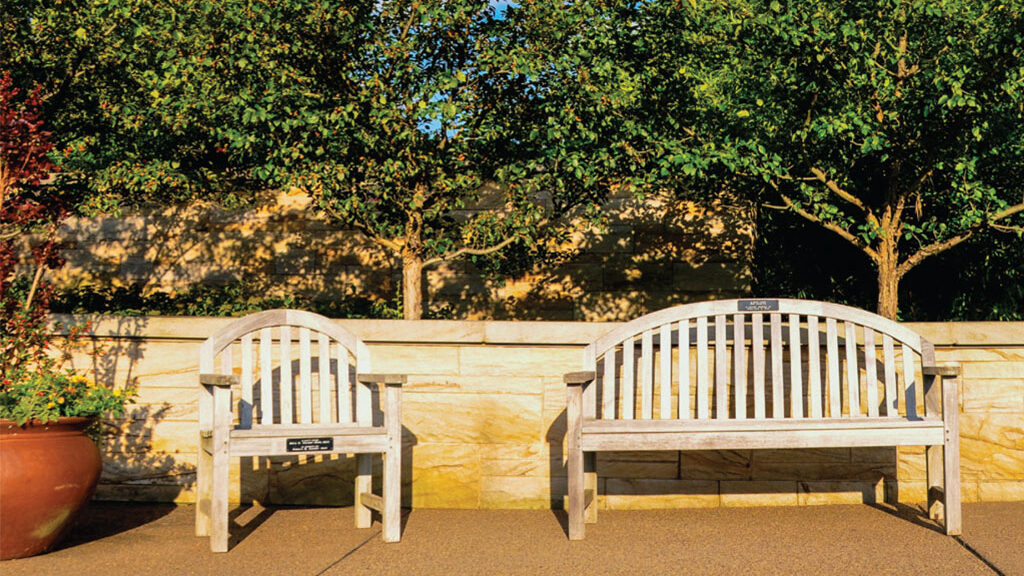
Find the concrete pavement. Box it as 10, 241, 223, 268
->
3, 502, 1022, 575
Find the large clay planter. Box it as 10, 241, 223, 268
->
0, 417, 102, 560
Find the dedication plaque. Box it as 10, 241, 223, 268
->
737, 299, 780, 312
286, 437, 334, 453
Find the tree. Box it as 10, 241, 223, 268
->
720, 0, 1024, 319
523, 0, 1024, 320
0, 71, 64, 376
3, 0, 622, 319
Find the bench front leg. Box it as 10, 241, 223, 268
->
923, 365, 962, 535
565, 371, 595, 540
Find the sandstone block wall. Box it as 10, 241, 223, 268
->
53, 189, 754, 321
62, 316, 1024, 510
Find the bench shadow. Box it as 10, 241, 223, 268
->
867, 501, 946, 535
56, 502, 177, 550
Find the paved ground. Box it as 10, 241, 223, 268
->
3, 502, 1022, 575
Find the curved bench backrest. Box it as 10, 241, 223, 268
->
199, 310, 372, 428
582, 299, 935, 422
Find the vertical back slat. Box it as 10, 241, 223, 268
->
678, 320, 691, 419
259, 328, 273, 425
864, 328, 879, 417
641, 330, 654, 419
659, 324, 672, 419
240, 334, 254, 428
714, 315, 728, 420
845, 322, 861, 417
622, 337, 635, 419
733, 314, 747, 420
883, 335, 898, 417
826, 318, 841, 418
696, 317, 710, 419
356, 354, 371, 426
279, 326, 293, 425
770, 313, 784, 418
337, 342, 352, 424
299, 328, 312, 424
902, 344, 918, 419
789, 314, 804, 418
318, 333, 332, 423
602, 348, 616, 419
752, 314, 766, 419
806, 316, 822, 419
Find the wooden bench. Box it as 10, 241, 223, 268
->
565, 298, 961, 539
195, 310, 404, 552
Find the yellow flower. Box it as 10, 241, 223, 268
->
113, 389, 122, 397
47, 401, 56, 409
57, 397, 65, 405
70, 374, 88, 384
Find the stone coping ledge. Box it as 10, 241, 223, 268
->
52, 314, 1024, 347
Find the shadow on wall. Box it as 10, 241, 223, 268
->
429, 191, 757, 321
53, 189, 755, 321
55, 191, 394, 315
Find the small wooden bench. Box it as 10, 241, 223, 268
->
565, 298, 961, 539
195, 309, 404, 552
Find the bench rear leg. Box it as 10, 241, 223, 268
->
584, 452, 597, 524
355, 453, 373, 529
926, 444, 944, 523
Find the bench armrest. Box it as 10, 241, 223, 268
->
564, 371, 596, 386
199, 374, 238, 387
357, 373, 407, 386
923, 364, 961, 377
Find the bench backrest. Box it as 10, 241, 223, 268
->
199, 309, 373, 428
582, 299, 937, 422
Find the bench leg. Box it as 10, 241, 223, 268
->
382, 445, 401, 542
355, 453, 373, 529
584, 452, 597, 524
926, 444, 943, 523
210, 444, 229, 552
568, 446, 585, 540
209, 384, 232, 553
196, 435, 212, 538
567, 383, 585, 540
942, 377, 962, 535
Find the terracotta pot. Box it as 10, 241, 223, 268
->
0, 417, 102, 560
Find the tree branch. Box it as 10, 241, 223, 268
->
809, 166, 869, 214
897, 231, 973, 277
776, 189, 879, 261
422, 234, 520, 268
990, 200, 1024, 223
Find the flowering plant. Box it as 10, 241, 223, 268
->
0, 366, 132, 426
0, 72, 134, 426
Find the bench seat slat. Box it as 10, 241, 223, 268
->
580, 425, 945, 452
582, 416, 942, 434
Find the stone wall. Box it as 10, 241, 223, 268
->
53, 189, 754, 321
63, 316, 1024, 509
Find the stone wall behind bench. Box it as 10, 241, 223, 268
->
51, 188, 754, 321
65, 316, 1024, 509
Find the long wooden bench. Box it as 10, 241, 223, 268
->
564, 298, 961, 539
195, 310, 404, 552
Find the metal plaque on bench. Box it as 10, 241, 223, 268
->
737, 299, 780, 312
286, 437, 334, 452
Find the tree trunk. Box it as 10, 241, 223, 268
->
401, 252, 424, 320
876, 238, 900, 320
